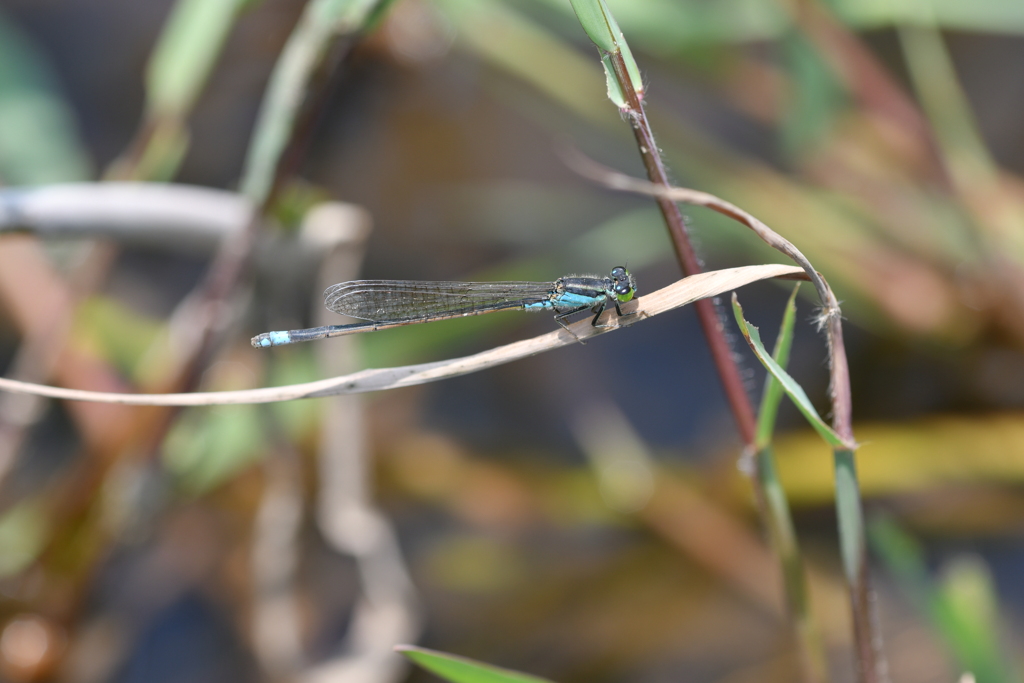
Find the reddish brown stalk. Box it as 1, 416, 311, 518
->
566, 150, 885, 682
606, 51, 757, 447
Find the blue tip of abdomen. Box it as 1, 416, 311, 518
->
251, 330, 292, 348
269, 331, 291, 345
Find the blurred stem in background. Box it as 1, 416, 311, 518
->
110, 0, 259, 182
0, 0, 258, 491
0, 1, 396, 680
897, 17, 1024, 342
0, 4, 263, 674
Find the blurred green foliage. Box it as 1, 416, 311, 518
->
74, 297, 163, 381
146, 0, 254, 117
1, 0, 1024, 681
0, 11, 91, 184
0, 500, 48, 578
163, 404, 265, 494
400, 645, 556, 683
870, 517, 1018, 683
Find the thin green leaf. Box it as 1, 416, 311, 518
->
614, 21, 643, 100
938, 557, 1013, 683
731, 293, 847, 448
600, 52, 627, 108
754, 283, 800, 448
832, 0, 1024, 34
748, 284, 827, 682
542, 0, 1024, 47
240, 0, 387, 204
568, 0, 644, 102
146, 0, 250, 115
834, 448, 865, 582
397, 646, 555, 683
568, 0, 618, 52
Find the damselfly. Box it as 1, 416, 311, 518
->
251, 266, 637, 348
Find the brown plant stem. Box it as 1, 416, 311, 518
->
567, 152, 883, 683
607, 51, 757, 447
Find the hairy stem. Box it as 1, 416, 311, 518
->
607, 50, 757, 446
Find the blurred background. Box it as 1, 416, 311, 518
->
0, 0, 1023, 682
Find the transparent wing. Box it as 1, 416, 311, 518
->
323, 280, 557, 322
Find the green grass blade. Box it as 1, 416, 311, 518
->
749, 284, 827, 683
834, 447, 865, 582
568, 0, 618, 52
567, 0, 643, 101
397, 645, 555, 683
732, 293, 846, 449
754, 284, 800, 449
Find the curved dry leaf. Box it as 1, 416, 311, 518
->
0, 264, 803, 406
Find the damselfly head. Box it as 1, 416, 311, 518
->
610, 266, 636, 303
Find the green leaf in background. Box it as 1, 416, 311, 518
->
240, 0, 389, 204
538, 0, 1024, 54
0, 10, 92, 184
869, 517, 1017, 683
780, 31, 846, 158
939, 556, 1015, 683
124, 120, 191, 183
828, 0, 1024, 34
731, 293, 847, 449
533, 0, 789, 50
268, 348, 322, 442
0, 499, 48, 578
163, 405, 266, 494
146, 0, 251, 116
73, 296, 163, 381
397, 645, 556, 683
108, 0, 255, 180
271, 180, 333, 231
